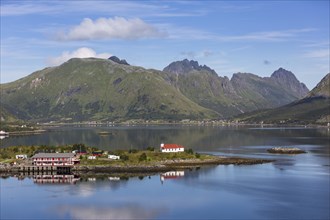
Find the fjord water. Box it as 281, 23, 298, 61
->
1, 126, 329, 219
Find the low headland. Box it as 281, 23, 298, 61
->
0, 144, 274, 174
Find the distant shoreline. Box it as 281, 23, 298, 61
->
2, 121, 329, 136
38, 121, 329, 129
8, 130, 46, 136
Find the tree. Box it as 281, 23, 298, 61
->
139, 153, 147, 161
121, 154, 129, 161
146, 147, 155, 151
129, 149, 138, 153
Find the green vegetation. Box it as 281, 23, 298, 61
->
235, 97, 330, 125
1, 58, 216, 123
0, 144, 214, 165
1, 58, 311, 123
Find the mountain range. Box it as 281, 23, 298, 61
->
1, 57, 323, 123
163, 60, 308, 117
235, 73, 330, 124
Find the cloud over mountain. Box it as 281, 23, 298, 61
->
57, 17, 166, 41
47, 47, 111, 66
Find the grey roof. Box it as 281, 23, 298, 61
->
32, 153, 75, 159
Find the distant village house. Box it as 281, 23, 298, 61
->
88, 156, 96, 160
108, 155, 120, 160
72, 149, 87, 155
92, 151, 103, 156
15, 154, 27, 159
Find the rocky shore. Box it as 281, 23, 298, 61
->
77, 157, 273, 174
267, 147, 306, 154
0, 157, 274, 174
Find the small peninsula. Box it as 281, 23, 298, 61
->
0, 144, 273, 174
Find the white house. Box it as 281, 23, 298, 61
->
108, 155, 120, 160
160, 143, 185, 153
15, 154, 27, 159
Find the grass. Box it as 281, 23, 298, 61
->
78, 150, 210, 166
1, 58, 216, 122
0, 144, 213, 166
235, 96, 330, 124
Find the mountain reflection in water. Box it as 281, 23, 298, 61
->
1, 126, 329, 220
55, 204, 164, 220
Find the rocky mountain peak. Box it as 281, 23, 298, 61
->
163, 59, 217, 75
108, 56, 129, 65
271, 68, 297, 81
270, 68, 309, 97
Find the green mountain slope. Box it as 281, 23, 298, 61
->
0, 103, 20, 123
307, 73, 330, 97
235, 73, 330, 124
163, 60, 309, 117
1, 58, 313, 122
1, 58, 217, 122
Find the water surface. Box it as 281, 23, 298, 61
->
1, 126, 329, 219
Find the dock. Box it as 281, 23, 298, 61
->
17, 166, 72, 173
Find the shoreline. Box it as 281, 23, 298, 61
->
40, 121, 328, 128
8, 129, 47, 136
0, 157, 274, 174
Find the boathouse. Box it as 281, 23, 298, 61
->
31, 153, 79, 166
160, 143, 185, 153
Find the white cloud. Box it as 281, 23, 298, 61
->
304, 49, 329, 59
0, 3, 55, 16
165, 25, 315, 42
180, 50, 214, 59
47, 47, 111, 66
57, 17, 166, 41
216, 28, 316, 42
0, 1, 205, 18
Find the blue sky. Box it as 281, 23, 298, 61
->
1, 0, 329, 89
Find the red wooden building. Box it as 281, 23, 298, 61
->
31, 153, 79, 166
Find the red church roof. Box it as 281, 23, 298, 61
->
161, 144, 184, 149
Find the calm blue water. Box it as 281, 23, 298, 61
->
1, 126, 329, 219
